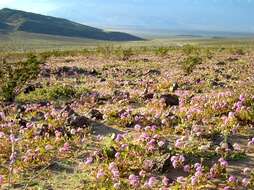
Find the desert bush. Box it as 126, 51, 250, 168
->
181, 55, 202, 74
155, 47, 169, 56
115, 47, 134, 60
0, 55, 42, 102
96, 46, 114, 58
204, 48, 213, 59
182, 44, 200, 55
16, 85, 89, 103
230, 48, 245, 55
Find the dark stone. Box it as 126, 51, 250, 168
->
89, 109, 103, 120
207, 134, 222, 146
100, 78, 106, 82
16, 104, 26, 113
19, 118, 27, 128
125, 69, 133, 75
210, 80, 225, 88
196, 89, 203, 93
196, 78, 201, 84
24, 83, 43, 94
89, 69, 99, 76
214, 69, 223, 74
125, 121, 135, 128
55, 66, 92, 77
24, 85, 35, 94
62, 105, 90, 128
160, 94, 179, 107
223, 74, 232, 80
156, 154, 172, 173
143, 93, 154, 100
38, 101, 49, 107
67, 114, 89, 128
146, 69, 161, 76
216, 61, 226, 66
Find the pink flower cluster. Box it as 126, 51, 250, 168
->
247, 137, 254, 147
218, 158, 228, 168
233, 94, 246, 112
128, 174, 140, 188
144, 176, 158, 188
59, 142, 71, 153
109, 162, 120, 181
170, 155, 185, 168
0, 175, 3, 185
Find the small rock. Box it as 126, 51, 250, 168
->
18, 118, 27, 129
143, 93, 154, 100
24, 85, 35, 94
89, 109, 103, 120
100, 78, 106, 82
89, 69, 99, 76
160, 94, 179, 107
145, 69, 161, 76
223, 74, 232, 80
157, 154, 172, 173
16, 104, 26, 113
67, 114, 90, 128
125, 69, 133, 75
216, 61, 226, 66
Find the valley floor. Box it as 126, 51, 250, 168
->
0, 45, 254, 189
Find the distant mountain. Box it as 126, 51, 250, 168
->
0, 8, 143, 41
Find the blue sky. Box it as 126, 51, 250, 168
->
1, 0, 254, 33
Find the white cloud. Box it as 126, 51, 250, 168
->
0, 0, 15, 6
0, 0, 58, 14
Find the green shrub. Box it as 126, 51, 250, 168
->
181, 56, 202, 74
204, 48, 213, 59
96, 46, 114, 58
230, 48, 245, 55
155, 47, 169, 56
16, 85, 89, 103
0, 55, 42, 102
182, 44, 200, 55
115, 47, 134, 60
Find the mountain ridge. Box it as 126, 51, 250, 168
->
0, 8, 143, 41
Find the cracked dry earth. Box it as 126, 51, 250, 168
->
1, 48, 254, 189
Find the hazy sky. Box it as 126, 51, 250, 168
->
1, 0, 254, 33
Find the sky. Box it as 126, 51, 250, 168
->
1, 0, 254, 34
